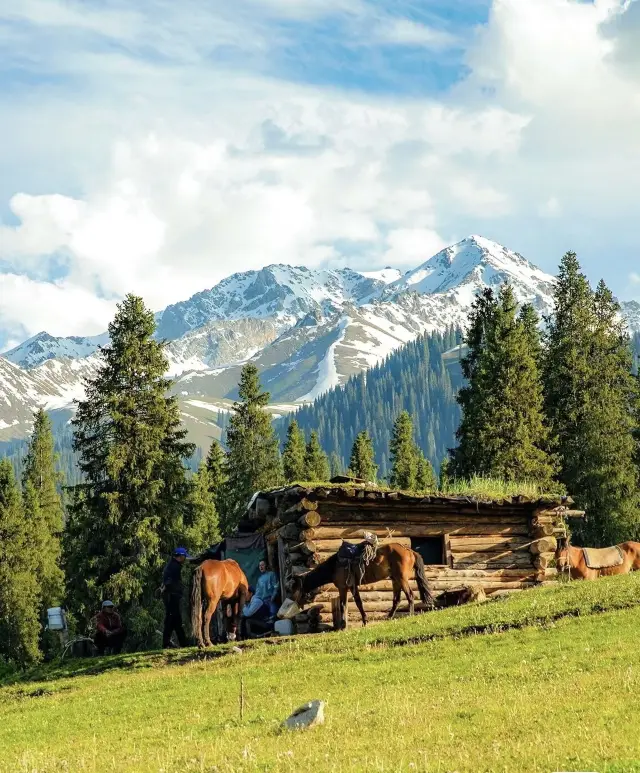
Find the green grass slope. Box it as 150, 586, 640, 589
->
3, 576, 640, 773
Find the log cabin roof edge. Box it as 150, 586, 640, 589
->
255, 483, 578, 509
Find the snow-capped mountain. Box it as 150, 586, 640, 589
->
154, 265, 386, 341
386, 235, 556, 313
0, 355, 100, 440
1, 235, 637, 444
4, 331, 107, 369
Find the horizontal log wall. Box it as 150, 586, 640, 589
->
266, 494, 569, 629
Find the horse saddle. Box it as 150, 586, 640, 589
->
582, 545, 624, 570
337, 541, 363, 565
336, 533, 378, 566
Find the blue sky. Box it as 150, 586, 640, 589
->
0, 0, 639, 349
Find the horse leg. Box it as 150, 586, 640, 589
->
203, 592, 220, 647
234, 587, 247, 641
352, 585, 367, 627
401, 579, 415, 616
338, 585, 348, 631
388, 581, 402, 620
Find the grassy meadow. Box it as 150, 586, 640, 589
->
2, 576, 640, 772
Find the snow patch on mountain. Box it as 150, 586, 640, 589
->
299, 317, 350, 401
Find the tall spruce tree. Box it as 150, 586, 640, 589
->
451, 284, 555, 485
21, 409, 64, 609
65, 294, 195, 625
449, 288, 499, 478
416, 451, 437, 491
389, 411, 419, 490
348, 431, 378, 482
0, 459, 42, 666
221, 364, 283, 531
205, 438, 226, 514
183, 463, 221, 552
545, 257, 640, 543
205, 439, 226, 493
304, 431, 330, 481
329, 452, 343, 479
282, 420, 307, 483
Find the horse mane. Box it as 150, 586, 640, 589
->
300, 553, 340, 594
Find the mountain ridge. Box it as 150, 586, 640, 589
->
2, 235, 638, 443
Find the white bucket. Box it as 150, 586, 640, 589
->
47, 607, 66, 631
277, 598, 301, 620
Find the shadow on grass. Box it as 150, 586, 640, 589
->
0, 642, 254, 687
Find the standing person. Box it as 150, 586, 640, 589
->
162, 547, 189, 649
94, 601, 127, 655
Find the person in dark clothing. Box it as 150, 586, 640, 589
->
94, 600, 127, 655
162, 547, 190, 648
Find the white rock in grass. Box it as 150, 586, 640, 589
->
282, 700, 325, 731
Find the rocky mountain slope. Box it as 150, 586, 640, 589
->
2, 235, 637, 444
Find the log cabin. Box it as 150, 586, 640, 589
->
238, 481, 583, 632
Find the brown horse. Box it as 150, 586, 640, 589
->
555, 536, 640, 580
190, 559, 249, 647
289, 543, 434, 628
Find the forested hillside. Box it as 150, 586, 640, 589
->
278, 328, 463, 479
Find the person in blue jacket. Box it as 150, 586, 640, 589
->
242, 560, 280, 620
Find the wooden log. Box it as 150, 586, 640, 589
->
312, 537, 411, 552
292, 540, 318, 557
269, 499, 320, 530
306, 523, 530, 539
530, 538, 557, 555
448, 538, 531, 552
298, 511, 321, 528
529, 522, 555, 538
317, 507, 529, 525
310, 582, 535, 603
533, 553, 555, 571
278, 522, 302, 541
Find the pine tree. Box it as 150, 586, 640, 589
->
389, 411, 418, 490
416, 452, 437, 491
183, 463, 221, 552
21, 409, 64, 609
304, 431, 330, 481
451, 285, 555, 484
205, 438, 226, 515
449, 288, 499, 478
348, 431, 378, 482
329, 452, 343, 479
0, 460, 42, 666
282, 420, 307, 483
205, 439, 226, 493
222, 364, 283, 531
545, 260, 640, 543
65, 294, 195, 626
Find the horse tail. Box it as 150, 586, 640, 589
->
190, 564, 204, 647
412, 551, 435, 609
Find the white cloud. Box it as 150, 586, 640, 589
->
374, 19, 459, 49
448, 178, 512, 218
2, 0, 640, 346
383, 229, 448, 266
0, 273, 117, 343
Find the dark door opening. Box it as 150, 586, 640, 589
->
411, 536, 446, 565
